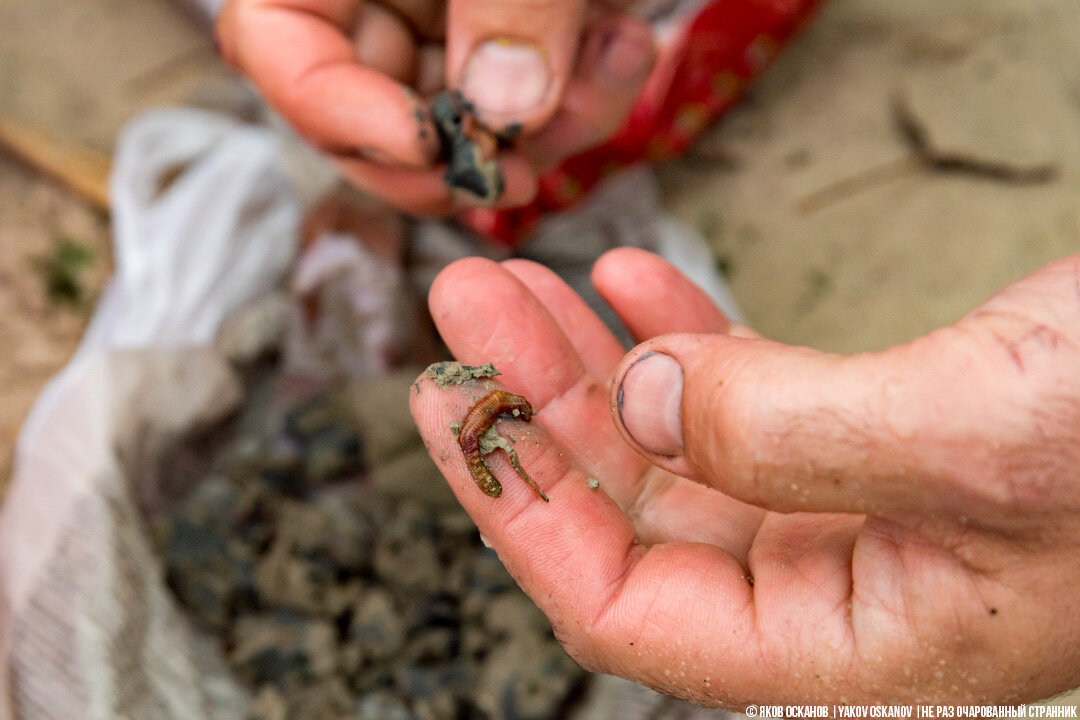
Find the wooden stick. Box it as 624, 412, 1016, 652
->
0, 113, 112, 211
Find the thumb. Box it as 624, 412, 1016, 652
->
610, 331, 1030, 520
447, 0, 586, 133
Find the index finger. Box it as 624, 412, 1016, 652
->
217, 0, 439, 166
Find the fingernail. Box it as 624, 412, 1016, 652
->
617, 352, 684, 456
459, 38, 550, 121
596, 23, 654, 88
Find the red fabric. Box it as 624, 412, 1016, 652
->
460, 0, 826, 246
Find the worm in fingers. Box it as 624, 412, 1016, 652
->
458, 390, 549, 502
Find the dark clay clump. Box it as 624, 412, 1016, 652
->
157, 383, 585, 720
431, 90, 506, 205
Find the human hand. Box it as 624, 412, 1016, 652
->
216, 0, 655, 215
410, 248, 1080, 705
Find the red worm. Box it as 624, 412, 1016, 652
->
458, 390, 548, 502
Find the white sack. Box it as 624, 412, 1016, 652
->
0, 108, 301, 720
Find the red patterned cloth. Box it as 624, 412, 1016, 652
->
460, 0, 826, 246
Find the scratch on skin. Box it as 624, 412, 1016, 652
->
1022, 324, 1063, 352
992, 330, 1025, 373
994, 324, 1065, 375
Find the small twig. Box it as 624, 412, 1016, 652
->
893, 98, 1058, 184
0, 113, 112, 210
797, 98, 1057, 215
796, 155, 924, 215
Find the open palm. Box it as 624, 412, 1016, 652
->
410, 248, 1080, 706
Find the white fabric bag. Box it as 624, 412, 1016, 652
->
0, 108, 300, 720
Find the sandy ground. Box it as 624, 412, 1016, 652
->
0, 0, 1079, 703
662, 0, 1080, 353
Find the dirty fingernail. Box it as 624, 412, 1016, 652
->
459, 39, 550, 122
597, 23, 654, 88
617, 352, 684, 456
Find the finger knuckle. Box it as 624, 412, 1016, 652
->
986, 352, 1080, 514
908, 321, 1080, 516
548, 620, 608, 673
996, 429, 1080, 515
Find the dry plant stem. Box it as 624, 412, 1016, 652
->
796, 155, 923, 215
458, 390, 549, 502
797, 99, 1057, 215
893, 98, 1058, 184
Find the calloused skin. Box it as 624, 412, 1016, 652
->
410, 247, 1080, 705
216, 0, 655, 215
